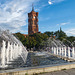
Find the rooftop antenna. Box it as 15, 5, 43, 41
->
32, 3, 34, 11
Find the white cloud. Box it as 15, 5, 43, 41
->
48, 0, 64, 5
65, 29, 75, 36
0, 0, 39, 33
48, 1, 53, 5
57, 22, 70, 26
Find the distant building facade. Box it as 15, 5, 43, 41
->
28, 5, 39, 35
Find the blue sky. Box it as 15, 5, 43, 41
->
0, 0, 75, 36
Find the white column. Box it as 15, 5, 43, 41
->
64, 47, 66, 57
68, 47, 70, 58
72, 47, 74, 58
1, 40, 6, 68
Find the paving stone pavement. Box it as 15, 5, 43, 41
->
38, 68, 75, 75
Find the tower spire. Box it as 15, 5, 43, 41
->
60, 27, 62, 32
32, 3, 34, 11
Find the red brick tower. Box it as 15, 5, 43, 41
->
28, 5, 39, 35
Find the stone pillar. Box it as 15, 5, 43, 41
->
68, 47, 70, 58
1, 40, 6, 68
72, 47, 74, 58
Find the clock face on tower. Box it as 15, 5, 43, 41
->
34, 16, 36, 19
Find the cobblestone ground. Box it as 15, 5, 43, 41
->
38, 68, 75, 75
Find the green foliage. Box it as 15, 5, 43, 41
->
67, 36, 75, 43
44, 28, 67, 41
44, 31, 54, 37
14, 32, 26, 45
54, 29, 67, 41
14, 33, 48, 49
29, 33, 48, 48
14, 29, 75, 50
44, 28, 75, 47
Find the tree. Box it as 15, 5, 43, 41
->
14, 32, 25, 45
14, 29, 75, 50
54, 28, 67, 41
29, 33, 48, 48
67, 36, 75, 43
44, 31, 54, 37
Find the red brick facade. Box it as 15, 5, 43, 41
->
28, 9, 39, 35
